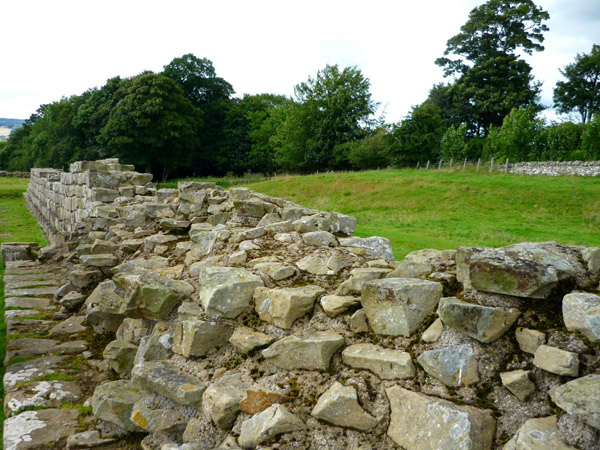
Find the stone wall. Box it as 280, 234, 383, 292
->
507, 161, 600, 176
25, 158, 154, 241
2, 158, 599, 449
0, 170, 29, 178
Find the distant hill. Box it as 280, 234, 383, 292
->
0, 118, 25, 141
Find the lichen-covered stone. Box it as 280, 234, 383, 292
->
342, 343, 415, 379
533, 345, 579, 377
504, 415, 577, 450
92, 380, 143, 432
311, 382, 378, 430
320, 295, 360, 317
387, 386, 495, 450
422, 318, 444, 343
238, 404, 305, 449
417, 344, 479, 387
562, 292, 600, 342
361, 278, 443, 336
173, 318, 232, 357
202, 374, 251, 430
3, 408, 80, 450
103, 340, 138, 376
229, 327, 276, 354
516, 328, 546, 354
500, 370, 535, 402
254, 286, 324, 329
553, 375, 600, 430
437, 297, 520, 343
339, 236, 394, 262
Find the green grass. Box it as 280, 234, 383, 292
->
158, 172, 270, 190
0, 177, 46, 443
238, 168, 600, 259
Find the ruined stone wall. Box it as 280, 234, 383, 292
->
507, 161, 600, 176
25, 159, 154, 241
3, 158, 600, 450
0, 170, 29, 178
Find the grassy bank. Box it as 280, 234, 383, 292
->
0, 177, 46, 439
239, 168, 600, 259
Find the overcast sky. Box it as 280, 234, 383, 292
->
1, 0, 599, 123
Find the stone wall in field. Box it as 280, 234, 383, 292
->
507, 160, 600, 176
5, 158, 599, 450
0, 170, 29, 177
25, 159, 154, 241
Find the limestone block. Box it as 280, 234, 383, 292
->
80, 254, 119, 268
335, 267, 391, 296
254, 285, 325, 329
92, 380, 144, 432
144, 234, 179, 252
103, 340, 138, 377
422, 318, 444, 343
552, 374, 600, 430
296, 254, 351, 275
533, 345, 579, 377
311, 382, 377, 430
350, 309, 369, 333
500, 370, 535, 402
562, 292, 600, 342
238, 404, 305, 449
339, 236, 394, 262
3, 409, 80, 450
229, 327, 277, 354
516, 328, 546, 354
253, 262, 296, 281
302, 231, 338, 247
130, 396, 187, 433
342, 343, 415, 379
503, 415, 577, 450
91, 187, 119, 203
417, 345, 480, 387
173, 318, 233, 357
320, 295, 361, 317
140, 202, 175, 219
202, 374, 251, 430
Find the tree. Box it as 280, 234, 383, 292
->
436, 0, 549, 134
543, 122, 585, 160
582, 115, 600, 160
554, 44, 600, 124
440, 123, 468, 161
274, 64, 379, 173
97, 72, 202, 180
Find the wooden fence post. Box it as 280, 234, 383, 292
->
463, 158, 467, 170
504, 158, 509, 174
426, 160, 430, 170
477, 158, 481, 172
450, 158, 453, 168
416, 161, 420, 169
489, 157, 494, 172
438, 160, 442, 170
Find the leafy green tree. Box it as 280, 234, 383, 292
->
97, 72, 202, 179
440, 123, 468, 161
387, 102, 446, 166
343, 128, 392, 170
543, 122, 585, 160
436, 0, 549, 134
554, 44, 600, 124
581, 115, 600, 160
274, 64, 378, 173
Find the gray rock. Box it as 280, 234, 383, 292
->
320, 295, 361, 317
422, 318, 444, 343
229, 327, 277, 354
504, 415, 576, 450
203, 374, 251, 430
66, 430, 117, 449
254, 285, 324, 329
92, 380, 144, 432
349, 309, 369, 333
173, 318, 232, 357
342, 343, 415, 379
252, 262, 295, 281
361, 278, 443, 336
339, 236, 394, 262
140, 203, 175, 219
48, 315, 87, 337
311, 382, 378, 430
437, 297, 520, 343
5, 380, 83, 417
5, 338, 59, 365
116, 317, 154, 344
562, 292, 600, 342
3, 356, 66, 391
296, 254, 351, 275
302, 231, 338, 247
103, 340, 138, 376
500, 370, 535, 402
3, 408, 80, 450
130, 395, 187, 433
144, 234, 179, 252
80, 254, 119, 268
238, 404, 305, 449
417, 344, 480, 387
336, 268, 391, 296
553, 375, 600, 430
1, 242, 38, 264
131, 360, 207, 406
262, 329, 345, 371
59, 291, 86, 311
516, 328, 546, 354
533, 345, 579, 377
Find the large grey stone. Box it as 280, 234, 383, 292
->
238, 404, 305, 449
254, 285, 325, 329
1, 242, 38, 264
311, 382, 377, 431
197, 267, 263, 318
504, 415, 577, 450
229, 327, 277, 354
500, 370, 535, 402
3, 408, 80, 450
553, 375, 600, 430
562, 292, 600, 342
339, 236, 394, 262
342, 343, 415, 379
417, 345, 480, 387
320, 295, 361, 317
361, 278, 443, 336
386, 386, 495, 450
437, 297, 520, 343
203, 374, 251, 430
262, 329, 345, 371
5, 380, 83, 417
173, 318, 232, 357
130, 395, 187, 433
103, 340, 138, 376
92, 380, 143, 432
516, 328, 546, 354
533, 345, 579, 377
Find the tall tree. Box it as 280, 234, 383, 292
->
554, 44, 600, 124
436, 0, 549, 134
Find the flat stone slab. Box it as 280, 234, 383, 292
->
4, 356, 66, 391
5, 338, 60, 365
229, 327, 277, 354
4, 297, 55, 310
311, 382, 377, 430
4, 279, 59, 289
92, 380, 143, 432
5, 381, 84, 417
417, 344, 480, 387
4, 310, 40, 321
562, 292, 600, 342
552, 374, 600, 430
3, 408, 80, 450
7, 319, 55, 336
239, 404, 306, 448
53, 340, 88, 355
4, 287, 57, 297
48, 316, 88, 337
504, 415, 577, 450
533, 345, 579, 377
254, 285, 325, 329
342, 343, 415, 379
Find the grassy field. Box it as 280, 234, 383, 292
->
236, 168, 600, 259
0, 177, 46, 439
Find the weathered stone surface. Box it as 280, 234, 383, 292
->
240, 390, 289, 415
59, 291, 86, 311
562, 292, 600, 342
67, 268, 102, 289
130, 395, 187, 433
342, 343, 415, 379
48, 315, 87, 337
320, 295, 360, 317
5, 338, 59, 365
103, 340, 138, 376
386, 386, 495, 450
262, 329, 345, 371
90, 239, 119, 255
417, 344, 480, 387
238, 404, 305, 449
349, 309, 369, 333
501, 370, 535, 402
197, 267, 263, 318
159, 218, 190, 231
80, 254, 119, 267
229, 327, 276, 354
203, 374, 251, 430
457, 242, 584, 299
1, 242, 38, 264
311, 382, 377, 430
3, 408, 80, 450
5, 380, 83, 417
92, 380, 143, 432
3, 356, 66, 391
296, 254, 351, 275
144, 233, 179, 252
254, 286, 324, 329
533, 345, 579, 377
5, 297, 53, 310
66, 430, 117, 449
173, 318, 232, 357
361, 278, 443, 336
339, 236, 394, 262
437, 297, 520, 343
504, 415, 576, 450
516, 327, 546, 354
553, 375, 600, 430
140, 202, 174, 219
134, 329, 172, 365
131, 360, 206, 406
422, 317, 444, 343
302, 231, 338, 247
252, 262, 295, 281
114, 272, 193, 320
116, 317, 153, 344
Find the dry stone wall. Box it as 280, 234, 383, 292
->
507, 161, 600, 176
2, 158, 599, 449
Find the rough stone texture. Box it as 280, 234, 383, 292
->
516, 328, 546, 354
103, 340, 138, 376
500, 370, 535, 402
342, 343, 415, 379
254, 285, 325, 329
417, 344, 480, 387
437, 297, 520, 343
562, 292, 600, 342
504, 415, 577, 450
3, 408, 80, 450
320, 295, 360, 317
553, 375, 600, 430
311, 382, 378, 430
92, 380, 144, 432
422, 317, 444, 342
262, 329, 345, 371
202, 374, 251, 430
5, 380, 83, 417
173, 318, 232, 357
197, 267, 263, 318
361, 278, 443, 336
238, 404, 305, 449
386, 386, 495, 450
229, 327, 276, 354
533, 345, 579, 377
